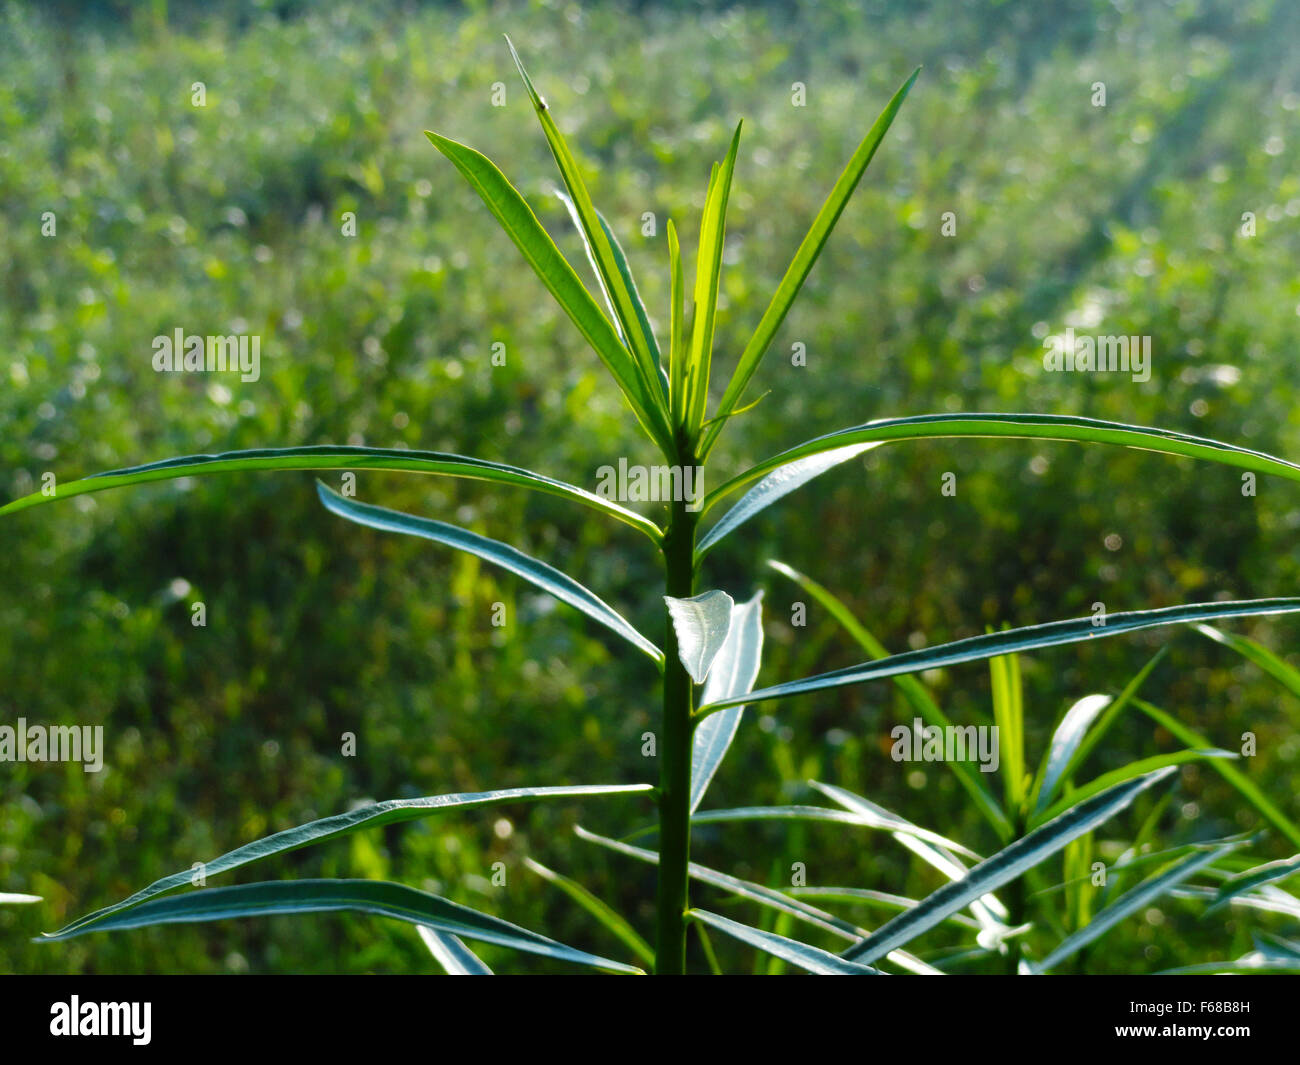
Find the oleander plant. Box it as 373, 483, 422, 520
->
6, 38, 1300, 975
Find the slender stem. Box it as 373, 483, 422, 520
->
655, 460, 698, 975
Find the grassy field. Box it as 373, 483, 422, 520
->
3, 0, 1300, 973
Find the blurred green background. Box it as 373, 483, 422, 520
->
3, 0, 1300, 974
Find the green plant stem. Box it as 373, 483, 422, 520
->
1006, 814, 1027, 974
655, 463, 699, 974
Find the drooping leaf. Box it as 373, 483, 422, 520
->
695, 444, 877, 559
524, 857, 654, 968
840, 768, 1177, 964
39, 879, 640, 973
700, 69, 920, 457
689, 591, 764, 812
705, 413, 1300, 513
664, 589, 734, 682
766, 560, 1010, 839
425, 129, 673, 455
418, 927, 494, 975
49, 783, 651, 941
700, 599, 1300, 714
1033, 840, 1247, 973
688, 909, 878, 974
0, 444, 662, 542
810, 783, 984, 862
318, 482, 662, 663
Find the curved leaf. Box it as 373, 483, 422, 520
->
700, 69, 920, 457
700, 598, 1300, 715
696, 443, 877, 559
689, 591, 764, 812
664, 589, 734, 683
0, 444, 662, 543
50, 783, 651, 941
1033, 749, 1235, 827
841, 767, 1177, 964
425, 129, 672, 455
39, 878, 640, 973
1197, 623, 1300, 700
318, 482, 662, 663
418, 927, 493, 974
688, 909, 878, 975
1031, 694, 1113, 817
704, 413, 1300, 514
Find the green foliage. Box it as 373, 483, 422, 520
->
4, 0, 1300, 976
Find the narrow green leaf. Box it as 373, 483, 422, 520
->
689, 591, 764, 813
701, 69, 919, 457
1059, 647, 1167, 788
695, 443, 877, 559
1133, 697, 1300, 849
1031, 693, 1113, 817
1197, 623, 1300, 700
766, 560, 1011, 838
1034, 840, 1248, 973
524, 857, 655, 968
39, 878, 640, 973
989, 651, 1026, 810
790, 887, 981, 930
555, 192, 669, 402
667, 218, 686, 426
809, 783, 983, 862
1209, 854, 1300, 913
318, 482, 662, 662
700, 599, 1300, 715
425, 129, 673, 455
574, 825, 939, 973
841, 768, 1177, 964
1033, 750, 1235, 828
688, 909, 878, 974
812, 781, 1009, 935
418, 927, 494, 974
705, 413, 1300, 514
664, 589, 735, 683
685, 122, 743, 437
504, 38, 666, 417
0, 444, 662, 543
49, 784, 651, 941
